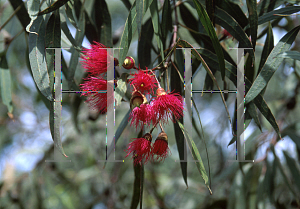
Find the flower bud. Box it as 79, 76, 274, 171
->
122, 56, 135, 69
156, 132, 168, 144
130, 90, 147, 110
156, 87, 167, 96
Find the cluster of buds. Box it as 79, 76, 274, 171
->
126, 132, 170, 165
80, 42, 184, 165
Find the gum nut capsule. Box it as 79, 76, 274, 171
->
122, 56, 135, 69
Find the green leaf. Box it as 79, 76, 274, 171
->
177, 121, 212, 194
245, 102, 262, 131
95, 0, 113, 47
192, 0, 225, 80
107, 109, 131, 159
68, 9, 85, 90
28, 16, 53, 101
245, 6, 300, 29
283, 151, 300, 193
177, 40, 232, 130
119, 0, 153, 67
245, 25, 300, 105
45, 10, 61, 95
65, 0, 79, 30
246, 0, 258, 51
196, 47, 281, 139
138, 18, 154, 69
150, 0, 164, 60
161, 0, 172, 39
214, 6, 254, 60
8, 0, 31, 30
205, 0, 215, 23
245, 54, 255, 83
115, 73, 128, 106
38, 0, 70, 16
271, 145, 300, 205
276, 51, 300, 61
216, 0, 248, 28
130, 162, 144, 209
0, 54, 13, 114
258, 22, 273, 75
121, 0, 132, 11
136, 0, 143, 38
171, 62, 187, 187
26, 0, 40, 32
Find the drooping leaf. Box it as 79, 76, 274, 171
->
28, 16, 53, 101
138, 18, 154, 69
196, 47, 281, 139
115, 73, 128, 106
121, 0, 133, 11
171, 61, 187, 187
0, 54, 13, 114
245, 6, 300, 29
258, 22, 274, 75
26, 0, 40, 32
245, 25, 300, 105
130, 161, 144, 209
214, 6, 254, 60
65, 0, 79, 30
94, 0, 113, 47
136, 0, 143, 38
246, 0, 258, 51
205, 0, 215, 24
119, 0, 153, 67
283, 151, 300, 193
215, 0, 248, 28
68, 9, 85, 91
8, 0, 31, 30
177, 40, 232, 130
38, 0, 70, 16
150, 0, 165, 60
192, 0, 225, 80
276, 51, 300, 61
161, 0, 172, 40
177, 121, 212, 194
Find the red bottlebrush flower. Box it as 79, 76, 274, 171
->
152, 132, 170, 162
81, 41, 110, 76
125, 133, 153, 165
129, 68, 157, 94
80, 76, 113, 113
129, 104, 155, 130
151, 88, 184, 124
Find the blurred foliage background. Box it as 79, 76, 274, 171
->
0, 0, 300, 208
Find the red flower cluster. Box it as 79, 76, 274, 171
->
80, 42, 113, 113
126, 132, 170, 165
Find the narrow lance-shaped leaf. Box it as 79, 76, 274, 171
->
177, 40, 232, 130
246, 0, 258, 51
196, 47, 281, 139
177, 121, 212, 194
138, 18, 154, 69
38, 0, 71, 16
192, 0, 225, 80
171, 60, 188, 188
206, 0, 215, 24
8, 0, 31, 30
258, 22, 273, 75
68, 9, 85, 90
161, 0, 172, 39
65, 0, 79, 30
245, 25, 300, 105
283, 151, 300, 193
245, 6, 300, 29
214, 6, 254, 60
119, 0, 154, 67
26, 0, 40, 32
136, 0, 143, 38
28, 16, 53, 101
0, 54, 13, 114
150, 0, 165, 60
276, 51, 300, 61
